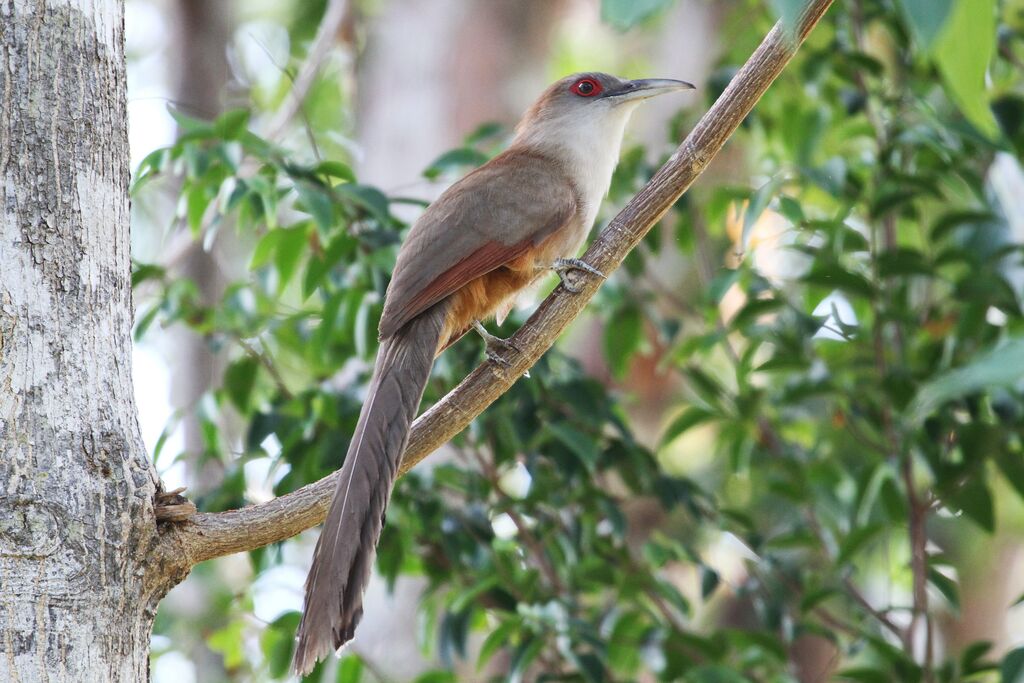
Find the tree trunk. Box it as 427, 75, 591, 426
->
0, 0, 175, 679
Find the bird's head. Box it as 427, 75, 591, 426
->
514, 72, 694, 148
512, 72, 694, 205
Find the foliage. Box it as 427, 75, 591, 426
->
137, 0, 1024, 681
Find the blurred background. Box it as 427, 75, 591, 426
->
126, 0, 1024, 681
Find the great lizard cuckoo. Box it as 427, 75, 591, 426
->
294, 72, 694, 674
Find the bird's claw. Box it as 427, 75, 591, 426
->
552, 257, 605, 293
472, 321, 519, 366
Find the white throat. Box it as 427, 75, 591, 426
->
514, 102, 640, 228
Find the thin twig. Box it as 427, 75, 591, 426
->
265, 0, 351, 140
690, 209, 742, 366
470, 447, 567, 595
158, 0, 837, 567
841, 412, 890, 457
804, 509, 904, 640
851, 1, 929, 668
235, 336, 293, 400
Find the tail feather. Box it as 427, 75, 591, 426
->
293, 302, 448, 675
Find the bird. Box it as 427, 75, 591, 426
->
293, 72, 694, 674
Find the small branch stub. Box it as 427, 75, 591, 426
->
155, 487, 198, 523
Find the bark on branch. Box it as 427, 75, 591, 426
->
165, 0, 834, 566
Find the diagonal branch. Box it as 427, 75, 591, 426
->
164, 0, 834, 567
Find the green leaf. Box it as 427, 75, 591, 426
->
836, 668, 893, 683
224, 357, 258, 413
315, 160, 356, 183
707, 268, 740, 304
208, 620, 245, 668
422, 148, 489, 180
185, 185, 211, 233
684, 665, 749, 683
961, 641, 994, 674
801, 586, 840, 613
477, 620, 516, 670
877, 248, 931, 277
168, 105, 213, 135
653, 577, 691, 617
131, 263, 165, 287
546, 422, 600, 472
464, 122, 504, 145
354, 291, 378, 359
934, 0, 999, 138
132, 147, 169, 192
448, 575, 499, 613
151, 420, 177, 465
412, 672, 456, 683
274, 224, 310, 292
731, 297, 784, 329
250, 229, 283, 270
303, 255, 328, 300
264, 626, 296, 679
995, 451, 1024, 502
931, 210, 997, 242
295, 181, 334, 233
897, 0, 955, 49
700, 566, 720, 599
261, 613, 301, 678
509, 637, 544, 683
661, 408, 716, 446
574, 653, 606, 683
335, 183, 391, 225
778, 195, 804, 224
601, 0, 675, 30
927, 566, 961, 612
911, 338, 1024, 421
336, 656, 364, 683
247, 174, 278, 229
802, 265, 875, 300
949, 476, 995, 533
213, 109, 250, 140
604, 305, 643, 378
1002, 647, 1024, 683
683, 366, 726, 410
742, 176, 783, 250
836, 523, 884, 566
134, 306, 161, 341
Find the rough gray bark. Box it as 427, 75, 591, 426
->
0, 0, 178, 679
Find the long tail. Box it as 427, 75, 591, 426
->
293, 302, 448, 675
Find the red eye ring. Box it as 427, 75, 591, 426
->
570, 78, 602, 98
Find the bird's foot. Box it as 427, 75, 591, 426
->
552, 257, 605, 293
473, 321, 519, 366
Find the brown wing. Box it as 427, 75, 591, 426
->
378, 150, 577, 339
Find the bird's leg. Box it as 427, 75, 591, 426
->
552, 257, 605, 293
472, 320, 519, 365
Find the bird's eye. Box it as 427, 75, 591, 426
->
570, 78, 602, 97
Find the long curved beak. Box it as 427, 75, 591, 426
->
606, 78, 696, 103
